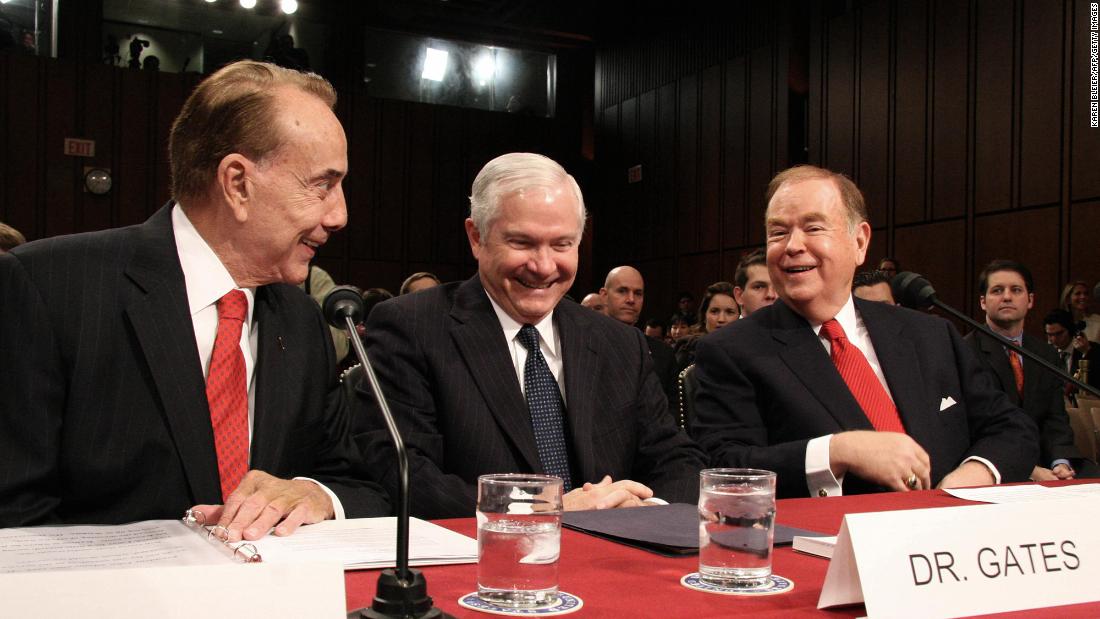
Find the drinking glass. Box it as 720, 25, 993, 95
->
698, 468, 777, 588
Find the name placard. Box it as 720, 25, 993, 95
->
818, 496, 1100, 618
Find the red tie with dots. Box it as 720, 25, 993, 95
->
820, 319, 906, 433
206, 290, 249, 501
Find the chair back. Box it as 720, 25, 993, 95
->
677, 364, 698, 433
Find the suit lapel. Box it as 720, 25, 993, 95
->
556, 303, 599, 484
123, 205, 222, 504
250, 287, 290, 470
858, 299, 938, 442
770, 300, 873, 431
449, 278, 542, 473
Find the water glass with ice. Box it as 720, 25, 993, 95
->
476, 473, 564, 607
698, 468, 777, 588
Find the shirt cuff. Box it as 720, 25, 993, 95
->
806, 435, 843, 497
961, 456, 1001, 484
294, 477, 345, 520
644, 497, 669, 506
1051, 458, 1072, 471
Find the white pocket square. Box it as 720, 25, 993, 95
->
939, 396, 957, 412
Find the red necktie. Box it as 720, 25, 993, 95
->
206, 290, 249, 501
1006, 349, 1024, 400
820, 319, 906, 433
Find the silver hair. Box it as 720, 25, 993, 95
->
468, 152, 586, 238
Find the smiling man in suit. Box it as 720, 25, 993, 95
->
355, 152, 706, 519
0, 61, 389, 535
691, 165, 1037, 498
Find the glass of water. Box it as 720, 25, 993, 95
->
698, 468, 777, 588
476, 473, 564, 607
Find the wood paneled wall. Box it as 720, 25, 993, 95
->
592, 0, 1099, 334
591, 4, 790, 322
0, 52, 585, 295
809, 0, 1100, 334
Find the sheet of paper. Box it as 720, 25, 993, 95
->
0, 561, 346, 619
945, 483, 1100, 504
253, 516, 477, 569
0, 520, 225, 573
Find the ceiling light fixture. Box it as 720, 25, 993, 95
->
280, 0, 298, 14
240, 0, 257, 8
422, 47, 448, 82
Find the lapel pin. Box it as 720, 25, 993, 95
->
277, 335, 286, 351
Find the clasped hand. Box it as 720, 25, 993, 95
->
563, 475, 655, 510
189, 470, 334, 541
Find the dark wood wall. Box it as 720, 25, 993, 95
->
592, 0, 1099, 334
0, 52, 588, 294
809, 0, 1100, 335
591, 4, 791, 322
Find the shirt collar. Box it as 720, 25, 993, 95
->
810, 295, 858, 337
485, 292, 558, 359
172, 203, 255, 321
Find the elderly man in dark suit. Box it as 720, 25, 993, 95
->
355, 152, 706, 519
0, 61, 389, 536
691, 165, 1037, 499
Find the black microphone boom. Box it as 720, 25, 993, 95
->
890, 272, 1100, 399
322, 285, 452, 619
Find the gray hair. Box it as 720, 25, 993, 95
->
468, 152, 586, 238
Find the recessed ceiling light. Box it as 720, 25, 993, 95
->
240, 0, 257, 8
422, 48, 448, 82
212, 29, 224, 34
280, 0, 298, 14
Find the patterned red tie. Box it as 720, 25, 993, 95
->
1006, 349, 1024, 400
820, 319, 906, 433
206, 290, 249, 501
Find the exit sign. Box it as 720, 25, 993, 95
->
64, 138, 95, 158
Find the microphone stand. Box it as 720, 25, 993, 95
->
892, 272, 1100, 399
324, 286, 452, 619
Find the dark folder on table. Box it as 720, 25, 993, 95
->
562, 503, 822, 557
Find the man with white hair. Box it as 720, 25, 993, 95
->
355, 153, 706, 519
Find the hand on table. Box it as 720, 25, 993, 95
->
830, 431, 932, 491
563, 475, 655, 510
189, 470, 334, 541
1052, 463, 1076, 480
936, 460, 996, 489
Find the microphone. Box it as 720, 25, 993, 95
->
890, 272, 1100, 398
322, 286, 452, 619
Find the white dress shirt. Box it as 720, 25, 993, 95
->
172, 204, 344, 518
803, 296, 999, 496
486, 295, 566, 402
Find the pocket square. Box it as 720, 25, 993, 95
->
939, 396, 957, 412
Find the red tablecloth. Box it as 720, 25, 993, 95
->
345, 485, 1099, 617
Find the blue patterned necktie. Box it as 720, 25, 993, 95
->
517, 324, 573, 490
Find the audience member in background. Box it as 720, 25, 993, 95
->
644, 317, 667, 341
0, 221, 25, 253
1044, 308, 1100, 394
354, 153, 706, 519
400, 271, 441, 295
0, 60, 389, 531
1061, 281, 1100, 342
674, 291, 696, 324
692, 164, 1036, 498
601, 265, 678, 407
878, 256, 900, 280
852, 270, 897, 304
353, 287, 394, 339
668, 314, 694, 342
732, 249, 777, 318
965, 260, 1093, 480
580, 292, 606, 313
674, 281, 739, 371
300, 263, 350, 364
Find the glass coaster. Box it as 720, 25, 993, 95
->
457, 591, 583, 616
680, 573, 795, 596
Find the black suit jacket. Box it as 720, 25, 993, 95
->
691, 298, 1038, 498
965, 330, 1080, 466
354, 276, 708, 519
0, 205, 389, 527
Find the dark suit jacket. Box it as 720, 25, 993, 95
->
354, 276, 708, 519
645, 334, 678, 416
965, 330, 1080, 466
691, 298, 1038, 498
0, 205, 389, 527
